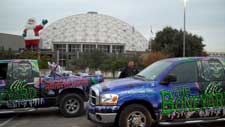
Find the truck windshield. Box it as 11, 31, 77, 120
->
136, 60, 172, 81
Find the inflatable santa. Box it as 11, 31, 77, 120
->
22, 18, 48, 49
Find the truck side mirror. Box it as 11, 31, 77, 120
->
160, 74, 177, 85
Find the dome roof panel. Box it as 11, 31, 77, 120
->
40, 12, 148, 51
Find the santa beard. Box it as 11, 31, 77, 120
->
25, 24, 35, 29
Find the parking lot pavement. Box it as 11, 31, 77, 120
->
0, 108, 98, 127
0, 107, 225, 127
0, 114, 17, 127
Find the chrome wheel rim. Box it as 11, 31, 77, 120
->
65, 98, 80, 114
127, 111, 146, 127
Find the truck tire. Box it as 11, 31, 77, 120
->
118, 104, 152, 127
59, 93, 84, 117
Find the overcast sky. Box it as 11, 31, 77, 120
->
0, 0, 225, 52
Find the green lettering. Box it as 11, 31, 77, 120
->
184, 96, 192, 111
161, 91, 174, 114
191, 95, 200, 112
215, 93, 223, 107
175, 97, 184, 112
200, 94, 207, 109
207, 93, 216, 107
184, 86, 191, 96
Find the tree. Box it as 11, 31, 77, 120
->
0, 49, 53, 69
99, 54, 128, 78
70, 50, 108, 70
151, 27, 206, 57
16, 50, 53, 69
0, 48, 15, 59
143, 51, 169, 67
69, 50, 142, 78
15, 50, 37, 59
38, 55, 53, 69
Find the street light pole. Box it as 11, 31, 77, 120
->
183, 0, 187, 57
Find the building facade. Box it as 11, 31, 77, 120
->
0, 33, 24, 51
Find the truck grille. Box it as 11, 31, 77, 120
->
90, 90, 96, 105
89, 88, 99, 105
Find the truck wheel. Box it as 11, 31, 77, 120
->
118, 104, 152, 127
59, 93, 84, 117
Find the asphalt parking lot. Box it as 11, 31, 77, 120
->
1, 107, 225, 127
0, 108, 94, 127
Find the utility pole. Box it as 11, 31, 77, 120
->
183, 0, 188, 57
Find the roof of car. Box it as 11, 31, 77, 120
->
0, 59, 37, 63
162, 57, 224, 63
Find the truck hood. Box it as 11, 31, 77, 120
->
95, 77, 147, 93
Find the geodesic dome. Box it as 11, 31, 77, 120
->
40, 12, 148, 51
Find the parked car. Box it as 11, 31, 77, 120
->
0, 59, 103, 117
88, 57, 225, 127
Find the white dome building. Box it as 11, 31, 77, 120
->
40, 12, 148, 53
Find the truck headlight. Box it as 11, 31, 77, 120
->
100, 94, 119, 105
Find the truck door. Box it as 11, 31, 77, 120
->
197, 58, 225, 118
6, 61, 42, 108
160, 61, 200, 120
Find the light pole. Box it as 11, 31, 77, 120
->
183, 0, 188, 57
